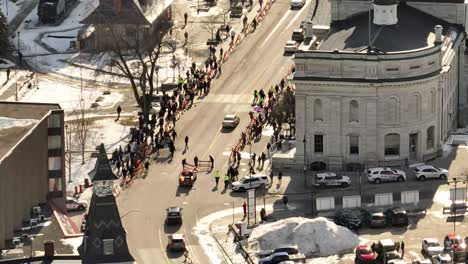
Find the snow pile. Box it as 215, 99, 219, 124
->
248, 217, 360, 257
0, 117, 37, 130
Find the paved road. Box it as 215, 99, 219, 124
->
117, 0, 312, 263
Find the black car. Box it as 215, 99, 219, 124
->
165, 207, 182, 225
384, 207, 408, 226
334, 209, 370, 230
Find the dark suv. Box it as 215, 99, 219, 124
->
384, 207, 408, 226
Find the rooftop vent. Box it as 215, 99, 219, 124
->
373, 0, 399, 25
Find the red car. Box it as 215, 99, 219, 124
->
355, 244, 376, 263
179, 168, 198, 187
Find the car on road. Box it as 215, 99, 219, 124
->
259, 252, 289, 264
222, 114, 240, 128
66, 197, 87, 212
313, 172, 351, 188
284, 40, 299, 53
422, 238, 443, 257
258, 245, 299, 258
431, 253, 452, 264
369, 212, 387, 228
165, 207, 182, 225
231, 175, 269, 192
414, 165, 448, 181
384, 207, 408, 226
290, 0, 306, 8
179, 168, 197, 187
367, 167, 406, 184
167, 234, 186, 251
355, 244, 376, 263
291, 28, 305, 42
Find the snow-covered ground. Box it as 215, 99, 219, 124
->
0, 116, 37, 130
66, 118, 131, 191
0, 0, 25, 23
248, 217, 360, 257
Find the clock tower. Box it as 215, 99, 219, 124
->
78, 144, 134, 264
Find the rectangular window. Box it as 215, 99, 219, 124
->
48, 178, 62, 192
48, 114, 62, 128
48, 157, 62, 170
103, 239, 114, 255
350, 136, 359, 154
314, 135, 323, 153
409, 65, 420, 69
386, 68, 399, 72
48, 135, 62, 149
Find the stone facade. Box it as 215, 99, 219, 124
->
294, 1, 467, 169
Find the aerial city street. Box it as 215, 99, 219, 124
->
1, 0, 468, 263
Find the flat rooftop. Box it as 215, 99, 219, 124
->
318, 5, 458, 52
0, 102, 60, 160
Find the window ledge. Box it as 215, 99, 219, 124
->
384, 155, 400, 161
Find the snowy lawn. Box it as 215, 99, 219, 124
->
18, 79, 122, 112
41, 28, 80, 52
66, 118, 131, 192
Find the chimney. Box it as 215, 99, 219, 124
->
434, 25, 443, 43
305, 21, 313, 39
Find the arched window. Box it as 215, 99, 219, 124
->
384, 133, 400, 156
349, 100, 359, 123
313, 99, 323, 121
427, 126, 435, 149
408, 94, 420, 120
385, 97, 398, 122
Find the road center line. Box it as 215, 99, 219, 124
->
260, 9, 293, 48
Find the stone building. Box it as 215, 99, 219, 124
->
0, 102, 65, 249
294, 0, 467, 168
79, 0, 173, 51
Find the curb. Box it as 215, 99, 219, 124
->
209, 221, 234, 264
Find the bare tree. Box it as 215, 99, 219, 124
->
202, 14, 223, 42
68, 96, 95, 165
271, 88, 295, 136
102, 20, 172, 121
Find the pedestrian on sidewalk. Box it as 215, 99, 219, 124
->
144, 159, 150, 171
209, 155, 214, 170
172, 129, 177, 141
249, 0, 253, 7
184, 12, 188, 26
401, 241, 405, 258
224, 174, 230, 189
269, 170, 274, 184
261, 152, 266, 166
278, 171, 283, 183
242, 202, 247, 218
194, 156, 199, 167
259, 0, 263, 8
214, 170, 220, 186
184, 31, 189, 44
260, 207, 266, 222
251, 153, 256, 167
243, 16, 248, 30
253, 18, 257, 30
182, 158, 186, 168
116, 105, 122, 121
220, 47, 223, 59
184, 136, 189, 150
230, 30, 236, 43
252, 89, 258, 105
6, 68, 10, 80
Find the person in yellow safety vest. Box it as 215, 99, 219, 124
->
214, 170, 221, 187
223, 174, 230, 189
258, 97, 264, 106
177, 76, 184, 85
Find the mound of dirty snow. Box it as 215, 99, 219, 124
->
248, 217, 359, 257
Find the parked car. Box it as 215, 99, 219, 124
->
334, 208, 370, 230
355, 244, 376, 263
414, 165, 448, 181
369, 212, 387, 228
385, 207, 408, 226
431, 253, 452, 264
259, 252, 289, 264
313, 172, 351, 188
258, 245, 299, 258
167, 234, 186, 251
290, 0, 306, 8
367, 167, 406, 184
66, 197, 87, 212
222, 114, 240, 128
291, 28, 305, 42
165, 207, 182, 225
284, 40, 299, 53
179, 168, 198, 187
443, 233, 466, 260
422, 238, 443, 257
231, 175, 269, 192
375, 239, 401, 261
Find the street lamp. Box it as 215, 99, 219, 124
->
303, 136, 307, 187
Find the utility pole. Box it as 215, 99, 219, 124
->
65, 125, 72, 182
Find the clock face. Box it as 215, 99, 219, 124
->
94, 181, 112, 197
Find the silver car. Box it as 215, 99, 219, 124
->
222, 114, 240, 128
422, 238, 443, 257
414, 165, 448, 181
